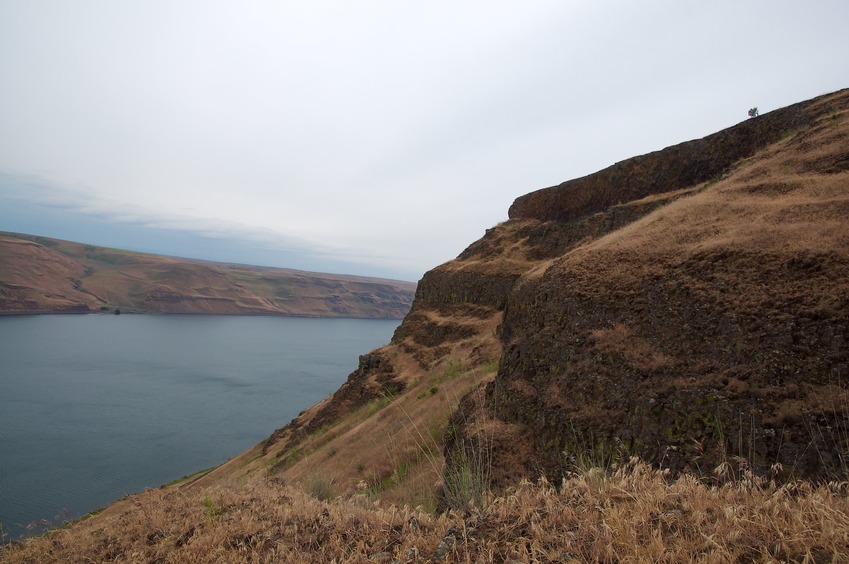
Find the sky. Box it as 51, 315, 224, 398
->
1, 1, 848, 282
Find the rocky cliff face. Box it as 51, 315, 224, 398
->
430, 89, 849, 486
508, 93, 840, 223
254, 89, 848, 506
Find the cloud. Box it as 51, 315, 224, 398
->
0, 170, 413, 278
1, 1, 848, 282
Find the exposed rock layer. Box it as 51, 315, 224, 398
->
433, 89, 849, 485
250, 89, 848, 502
509, 93, 838, 222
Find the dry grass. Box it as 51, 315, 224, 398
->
590, 107, 849, 261
590, 323, 672, 373
259, 308, 503, 503
5, 460, 849, 563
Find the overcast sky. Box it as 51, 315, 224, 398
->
1, 1, 847, 281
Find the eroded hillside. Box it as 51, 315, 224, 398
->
0, 234, 415, 318
204, 88, 849, 505
453, 88, 849, 487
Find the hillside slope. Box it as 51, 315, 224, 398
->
245, 88, 849, 501
461, 88, 849, 486
0, 233, 416, 318
5, 88, 848, 561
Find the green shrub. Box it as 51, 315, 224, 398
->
481, 359, 499, 374
442, 438, 492, 511
443, 359, 462, 380
202, 495, 224, 520
305, 472, 335, 501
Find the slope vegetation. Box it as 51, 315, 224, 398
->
0, 234, 415, 318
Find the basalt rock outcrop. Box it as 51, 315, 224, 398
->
508, 92, 840, 222
262, 350, 405, 459
432, 88, 849, 487
254, 89, 848, 502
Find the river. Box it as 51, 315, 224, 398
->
0, 314, 400, 538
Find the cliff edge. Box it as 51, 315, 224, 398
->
251, 88, 848, 507
448, 88, 849, 486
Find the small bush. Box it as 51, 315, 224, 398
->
305, 472, 335, 501
442, 438, 492, 511
365, 394, 393, 416
481, 359, 499, 374
202, 495, 224, 520
442, 359, 462, 380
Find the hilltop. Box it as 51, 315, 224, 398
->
4, 88, 848, 561
0, 233, 416, 319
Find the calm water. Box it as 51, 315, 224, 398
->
0, 314, 400, 538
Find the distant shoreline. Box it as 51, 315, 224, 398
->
0, 231, 416, 319
0, 310, 409, 320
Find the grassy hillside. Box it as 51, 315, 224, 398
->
5, 461, 848, 562
469, 89, 849, 486
0, 233, 415, 318
3, 89, 848, 561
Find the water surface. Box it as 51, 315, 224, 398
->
0, 314, 399, 538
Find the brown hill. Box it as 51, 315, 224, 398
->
167, 85, 849, 543
245, 87, 849, 510
0, 233, 416, 318
452, 88, 849, 486
5, 88, 849, 561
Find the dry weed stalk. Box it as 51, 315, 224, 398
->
5, 458, 849, 562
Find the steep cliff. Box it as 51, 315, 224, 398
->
441, 88, 849, 486
251, 89, 849, 503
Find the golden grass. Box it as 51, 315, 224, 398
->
591, 107, 849, 261
5, 460, 849, 563
590, 323, 672, 373
278, 353, 497, 510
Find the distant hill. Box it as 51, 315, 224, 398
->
0, 233, 416, 318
